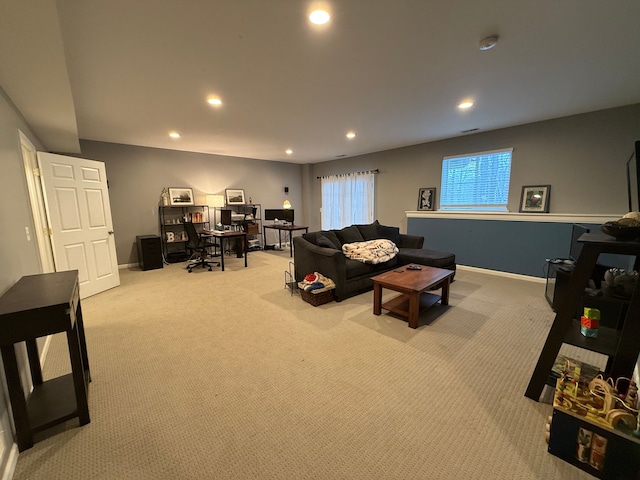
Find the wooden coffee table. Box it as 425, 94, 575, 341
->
372, 265, 454, 329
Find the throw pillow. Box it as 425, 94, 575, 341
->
355, 220, 380, 241
319, 230, 342, 249
336, 225, 365, 245
317, 235, 338, 249
377, 225, 401, 246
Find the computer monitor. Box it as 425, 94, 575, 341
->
282, 209, 294, 223
264, 209, 281, 221
264, 208, 294, 223
220, 209, 232, 226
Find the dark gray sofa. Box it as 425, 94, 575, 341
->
293, 221, 455, 301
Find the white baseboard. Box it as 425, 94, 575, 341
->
118, 262, 139, 269
1, 443, 18, 480
457, 264, 546, 283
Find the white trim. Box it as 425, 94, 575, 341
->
457, 264, 546, 283
119, 262, 140, 269
19, 130, 55, 273
443, 146, 513, 160
406, 210, 618, 224
1, 443, 18, 480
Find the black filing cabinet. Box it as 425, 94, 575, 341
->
137, 235, 163, 270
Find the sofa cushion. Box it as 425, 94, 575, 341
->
317, 235, 338, 249
398, 248, 456, 269
336, 225, 364, 245
377, 225, 401, 246
344, 257, 372, 279
301, 230, 340, 249
355, 220, 380, 241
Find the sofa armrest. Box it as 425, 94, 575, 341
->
399, 234, 424, 249
293, 237, 346, 287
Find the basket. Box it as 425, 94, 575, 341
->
300, 288, 334, 306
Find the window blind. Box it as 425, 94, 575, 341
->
440, 148, 513, 211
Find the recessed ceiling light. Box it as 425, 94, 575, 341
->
285, 149, 293, 155
168, 131, 181, 139
309, 10, 330, 25
207, 97, 222, 106
458, 101, 474, 110
346, 131, 356, 139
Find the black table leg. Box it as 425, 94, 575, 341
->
1, 345, 33, 451
219, 238, 225, 271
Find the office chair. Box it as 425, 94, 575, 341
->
184, 222, 220, 272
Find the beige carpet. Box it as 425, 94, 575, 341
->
12, 250, 597, 479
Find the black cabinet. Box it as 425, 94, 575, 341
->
137, 235, 163, 270
546, 262, 628, 330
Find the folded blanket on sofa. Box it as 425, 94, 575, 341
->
342, 239, 399, 264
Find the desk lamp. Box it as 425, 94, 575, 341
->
206, 194, 225, 229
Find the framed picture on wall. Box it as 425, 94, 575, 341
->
519, 185, 550, 213
225, 189, 246, 205
417, 187, 436, 211
168, 187, 194, 206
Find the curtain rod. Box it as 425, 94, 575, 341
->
317, 169, 379, 179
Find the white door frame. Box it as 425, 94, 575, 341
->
19, 130, 55, 273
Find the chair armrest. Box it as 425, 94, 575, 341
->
399, 234, 424, 249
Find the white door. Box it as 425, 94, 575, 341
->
38, 152, 120, 298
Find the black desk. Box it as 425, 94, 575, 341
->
206, 230, 248, 271
263, 224, 309, 257
0, 271, 90, 451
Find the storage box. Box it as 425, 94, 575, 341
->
244, 223, 259, 235
548, 407, 640, 479
300, 289, 334, 306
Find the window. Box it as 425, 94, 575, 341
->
321, 172, 375, 230
440, 148, 513, 211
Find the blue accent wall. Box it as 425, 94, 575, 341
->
407, 218, 605, 278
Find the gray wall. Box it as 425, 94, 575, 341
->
80, 140, 304, 265
308, 104, 640, 232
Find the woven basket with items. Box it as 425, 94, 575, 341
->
298, 272, 336, 306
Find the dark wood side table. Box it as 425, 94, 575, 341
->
263, 224, 309, 257
0, 271, 91, 451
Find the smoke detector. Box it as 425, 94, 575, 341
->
479, 35, 499, 51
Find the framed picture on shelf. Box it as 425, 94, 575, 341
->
519, 185, 551, 213
168, 187, 194, 206
417, 187, 436, 211
225, 189, 246, 205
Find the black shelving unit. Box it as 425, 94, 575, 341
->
221, 203, 262, 251
159, 205, 210, 263
525, 231, 640, 401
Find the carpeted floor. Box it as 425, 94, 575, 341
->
12, 251, 599, 479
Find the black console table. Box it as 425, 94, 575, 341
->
0, 271, 91, 451
525, 232, 640, 401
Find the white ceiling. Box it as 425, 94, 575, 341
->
2, 0, 640, 164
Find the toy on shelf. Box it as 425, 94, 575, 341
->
580, 307, 600, 338
554, 371, 639, 435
